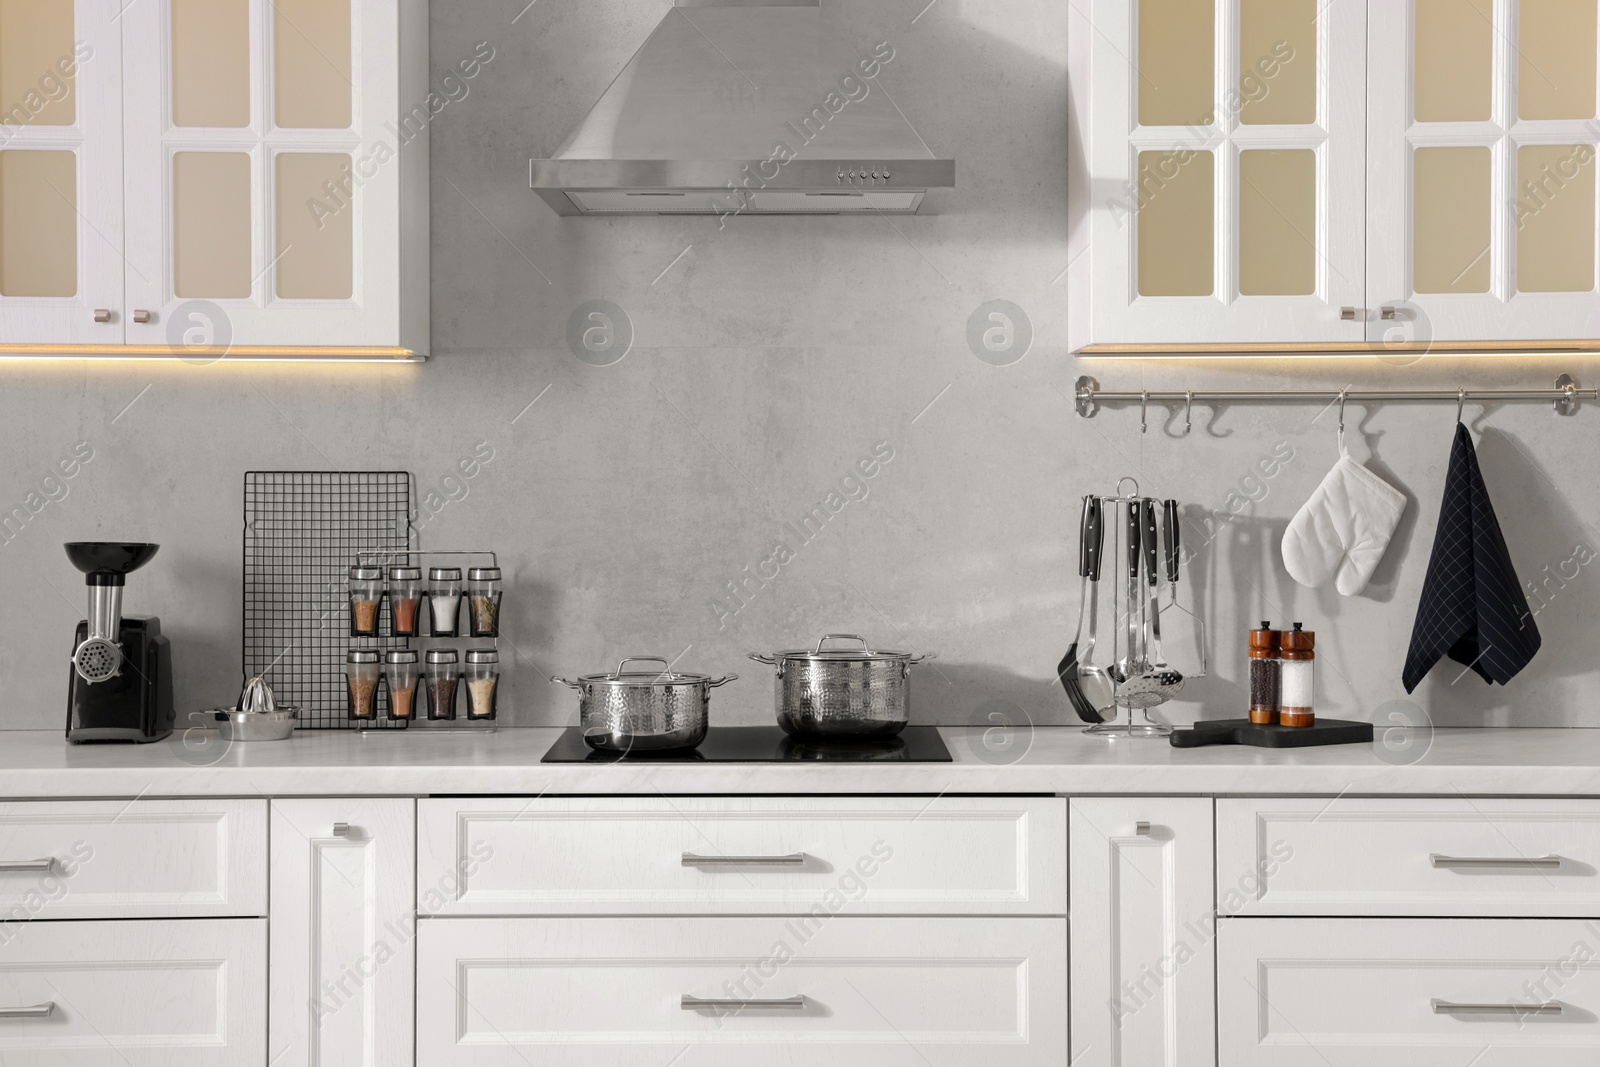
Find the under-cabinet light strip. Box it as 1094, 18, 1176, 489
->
0, 347, 424, 363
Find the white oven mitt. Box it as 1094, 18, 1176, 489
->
1282, 451, 1407, 596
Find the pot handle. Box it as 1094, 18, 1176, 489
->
815, 633, 873, 654
747, 653, 778, 665
550, 677, 582, 690
615, 656, 672, 678
907, 652, 939, 665
706, 673, 740, 688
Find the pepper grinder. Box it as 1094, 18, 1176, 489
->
1247, 622, 1281, 725
1279, 623, 1316, 727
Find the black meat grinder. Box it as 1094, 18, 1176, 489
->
64, 542, 174, 743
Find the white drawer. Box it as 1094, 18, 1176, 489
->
417, 916, 1067, 1067
1218, 797, 1600, 916
417, 796, 1066, 915
0, 800, 266, 920
1219, 918, 1600, 1066
0, 918, 264, 1066
0, 796, 265, 921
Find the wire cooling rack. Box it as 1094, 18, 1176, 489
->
243, 472, 414, 729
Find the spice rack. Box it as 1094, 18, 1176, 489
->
347, 548, 502, 730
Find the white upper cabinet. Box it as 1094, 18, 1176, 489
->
1077, 0, 1600, 349
0, 0, 427, 354
1085, 0, 1368, 346
1369, 0, 1600, 342
0, 0, 123, 346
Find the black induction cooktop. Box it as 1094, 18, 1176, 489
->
541, 726, 952, 763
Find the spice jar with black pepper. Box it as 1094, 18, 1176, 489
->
1248, 622, 1281, 725
467, 567, 502, 637
346, 650, 381, 720
347, 566, 383, 637
1280, 623, 1316, 727
426, 649, 460, 720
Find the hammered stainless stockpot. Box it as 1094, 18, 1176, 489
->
553, 657, 737, 753
749, 634, 936, 738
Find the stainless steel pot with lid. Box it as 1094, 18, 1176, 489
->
749, 634, 936, 738
553, 657, 737, 753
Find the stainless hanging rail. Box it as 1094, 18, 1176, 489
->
1075, 374, 1594, 432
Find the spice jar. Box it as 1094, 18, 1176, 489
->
1280, 623, 1316, 727
428, 567, 463, 637
426, 649, 460, 720
347, 566, 383, 637
1248, 622, 1281, 726
465, 648, 499, 720
387, 566, 423, 637
345, 650, 381, 720
467, 567, 502, 638
384, 649, 420, 720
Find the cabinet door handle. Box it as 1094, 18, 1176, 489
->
682, 995, 805, 1011
681, 852, 806, 868
132, 310, 151, 324
1134, 821, 1151, 836
332, 823, 351, 837
93, 309, 111, 323
1380, 306, 1397, 320
1430, 853, 1561, 870
1432, 998, 1561, 1017
1340, 306, 1358, 321
0, 859, 54, 873
0, 1003, 54, 1019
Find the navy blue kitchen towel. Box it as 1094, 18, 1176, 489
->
1402, 423, 1540, 692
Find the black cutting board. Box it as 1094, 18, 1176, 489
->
1169, 717, 1374, 749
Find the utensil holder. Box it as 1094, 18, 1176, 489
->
1080, 478, 1206, 738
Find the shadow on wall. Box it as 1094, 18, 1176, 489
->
911, 660, 1078, 731
1412, 423, 1599, 726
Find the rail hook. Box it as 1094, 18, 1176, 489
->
1456, 388, 1467, 424
1336, 388, 1348, 453
1140, 390, 1149, 435
1183, 391, 1193, 436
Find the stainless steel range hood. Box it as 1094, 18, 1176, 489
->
530, 0, 955, 217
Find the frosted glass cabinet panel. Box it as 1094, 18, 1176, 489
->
1087, 0, 1367, 344
1368, 1, 1600, 341
0, 0, 123, 346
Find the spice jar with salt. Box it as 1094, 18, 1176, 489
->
467, 567, 502, 638
465, 648, 499, 720
426, 649, 460, 720
348, 566, 383, 637
427, 567, 463, 637
346, 650, 381, 720
387, 566, 423, 637
384, 649, 420, 720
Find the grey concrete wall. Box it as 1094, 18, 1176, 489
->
0, 0, 1593, 732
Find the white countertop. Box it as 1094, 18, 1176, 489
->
0, 727, 1596, 797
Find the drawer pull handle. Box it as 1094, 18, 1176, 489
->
682, 853, 806, 868
0, 1003, 54, 1019
0, 860, 54, 874
1432, 998, 1562, 1017
681, 995, 806, 1011
1430, 853, 1561, 870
